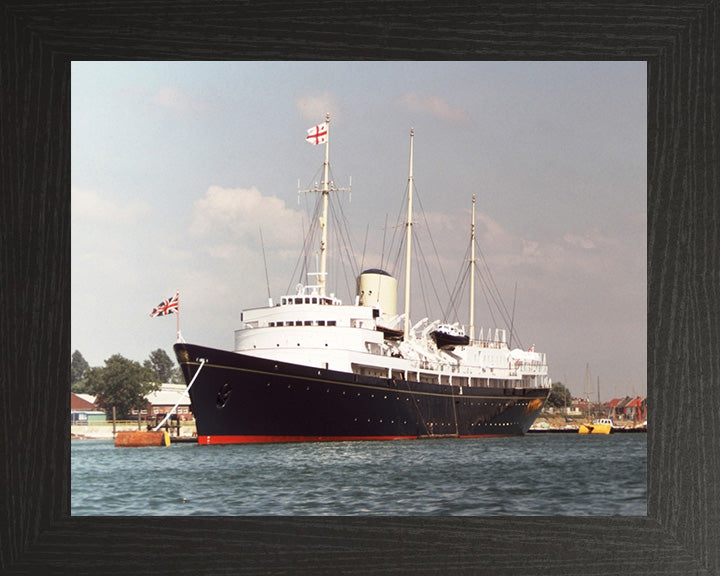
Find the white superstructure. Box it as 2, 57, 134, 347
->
233, 119, 549, 392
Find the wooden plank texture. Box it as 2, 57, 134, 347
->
1, 1, 718, 574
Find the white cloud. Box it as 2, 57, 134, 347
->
521, 240, 541, 260
296, 93, 339, 123
150, 86, 213, 114
190, 186, 304, 255
420, 207, 639, 290
563, 233, 596, 250
71, 187, 151, 225
397, 92, 470, 123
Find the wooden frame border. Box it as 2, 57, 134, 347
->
2, 2, 717, 573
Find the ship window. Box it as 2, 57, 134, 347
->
328, 320, 336, 326
312, 297, 318, 304
318, 320, 326, 326
304, 321, 312, 326
269, 322, 275, 327
276, 321, 284, 327
295, 297, 303, 304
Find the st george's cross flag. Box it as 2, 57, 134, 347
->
150, 292, 179, 317
305, 122, 328, 145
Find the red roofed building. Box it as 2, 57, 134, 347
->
71, 393, 107, 423
623, 397, 646, 422
605, 398, 625, 420
71, 393, 96, 411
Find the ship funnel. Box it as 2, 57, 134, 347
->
356, 269, 397, 316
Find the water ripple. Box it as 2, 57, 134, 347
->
72, 435, 646, 516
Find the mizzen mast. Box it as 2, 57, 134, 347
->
403, 128, 415, 340
469, 194, 476, 341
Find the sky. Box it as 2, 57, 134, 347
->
71, 61, 646, 402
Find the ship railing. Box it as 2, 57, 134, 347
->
400, 363, 549, 389
510, 361, 548, 373
470, 328, 507, 348
412, 362, 520, 380
469, 339, 506, 349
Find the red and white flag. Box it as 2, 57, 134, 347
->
150, 291, 179, 317
306, 122, 328, 145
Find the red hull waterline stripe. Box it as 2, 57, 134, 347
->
198, 434, 513, 445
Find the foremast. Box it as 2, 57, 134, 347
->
300, 112, 350, 298
319, 113, 330, 297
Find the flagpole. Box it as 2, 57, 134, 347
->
176, 290, 183, 342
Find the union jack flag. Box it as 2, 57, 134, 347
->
150, 292, 179, 317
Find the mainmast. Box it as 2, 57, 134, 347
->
319, 112, 330, 297
403, 128, 414, 340
469, 194, 476, 341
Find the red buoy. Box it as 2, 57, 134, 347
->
114, 430, 171, 447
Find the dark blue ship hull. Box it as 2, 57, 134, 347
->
174, 342, 549, 444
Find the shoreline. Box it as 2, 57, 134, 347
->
71, 423, 197, 440
529, 414, 647, 433
71, 416, 647, 440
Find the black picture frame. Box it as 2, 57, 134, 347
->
2, 1, 718, 574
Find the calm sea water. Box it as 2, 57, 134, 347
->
72, 434, 646, 516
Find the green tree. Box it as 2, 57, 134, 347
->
547, 381, 572, 409
144, 348, 175, 383
87, 354, 159, 419
171, 366, 184, 385
71, 350, 90, 393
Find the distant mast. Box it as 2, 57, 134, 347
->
319, 112, 330, 297
403, 128, 415, 340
